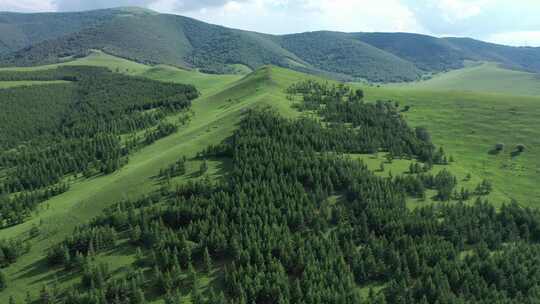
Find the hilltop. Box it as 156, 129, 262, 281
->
1, 7, 539, 82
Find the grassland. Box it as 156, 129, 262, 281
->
369, 62, 540, 205
388, 62, 540, 96
1, 51, 540, 302
353, 152, 510, 209
363, 86, 540, 206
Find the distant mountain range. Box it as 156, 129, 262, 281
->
1, 7, 539, 82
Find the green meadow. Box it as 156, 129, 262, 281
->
388, 62, 540, 96
362, 86, 540, 206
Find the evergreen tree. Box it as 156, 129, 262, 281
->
203, 247, 212, 273
0, 270, 6, 291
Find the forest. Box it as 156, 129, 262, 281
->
4, 80, 540, 303
0, 66, 199, 228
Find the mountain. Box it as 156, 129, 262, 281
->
0, 8, 124, 55
444, 37, 540, 73
354, 32, 466, 71
1, 7, 539, 82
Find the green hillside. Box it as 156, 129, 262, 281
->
0, 53, 296, 302
1, 8, 540, 83
364, 85, 540, 205
389, 62, 540, 96
0, 13, 192, 67
1, 52, 540, 303
279, 31, 422, 82
446, 37, 540, 73
1, 6, 540, 304
355, 32, 466, 71
0, 8, 128, 55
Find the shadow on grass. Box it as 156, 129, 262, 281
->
150, 154, 232, 186
511, 150, 524, 158
186, 156, 232, 180
103, 240, 136, 257
488, 148, 502, 155
13, 257, 80, 285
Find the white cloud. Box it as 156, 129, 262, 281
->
148, 0, 178, 12
0, 0, 55, 12
487, 31, 540, 47
181, 0, 426, 34
222, 1, 244, 13
436, 0, 488, 22
314, 0, 424, 32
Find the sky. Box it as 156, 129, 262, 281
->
1, 0, 539, 46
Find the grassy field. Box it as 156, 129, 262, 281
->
387, 62, 540, 96
362, 86, 540, 206
1, 51, 540, 301
353, 152, 509, 209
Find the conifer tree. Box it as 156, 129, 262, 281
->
0, 270, 6, 290
203, 247, 212, 273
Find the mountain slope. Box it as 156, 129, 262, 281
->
1, 8, 540, 82
0, 12, 305, 75
279, 31, 422, 82
0, 8, 131, 55
0, 13, 192, 67
354, 32, 466, 71
390, 62, 540, 96
445, 37, 540, 73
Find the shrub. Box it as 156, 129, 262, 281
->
516, 144, 526, 153
495, 143, 505, 152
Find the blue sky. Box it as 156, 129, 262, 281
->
1, 0, 539, 46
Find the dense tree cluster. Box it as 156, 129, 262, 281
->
0, 66, 199, 227
287, 80, 446, 163
0, 183, 69, 227
0, 238, 30, 268
37, 89, 540, 303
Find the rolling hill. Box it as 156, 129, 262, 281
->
388, 62, 540, 96
1, 7, 540, 303
0, 8, 126, 55
354, 32, 466, 71
1, 52, 540, 303
1, 7, 540, 82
